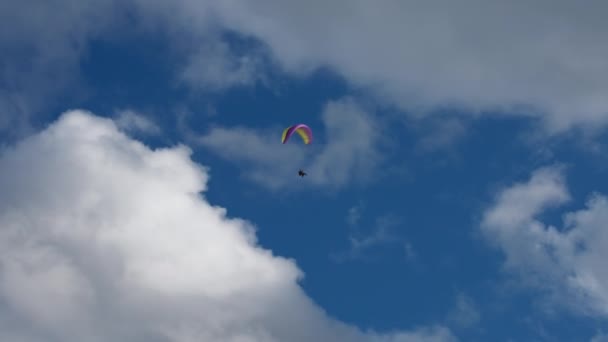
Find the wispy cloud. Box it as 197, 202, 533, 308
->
415, 117, 468, 153
6, 0, 608, 141
346, 202, 364, 226
481, 166, 608, 317
205, 0, 608, 133
403, 241, 417, 262
331, 213, 413, 263
196, 97, 385, 190
114, 109, 161, 136
446, 293, 481, 330
0, 0, 121, 138
179, 36, 270, 91
591, 331, 608, 342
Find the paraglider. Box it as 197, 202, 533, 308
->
281, 124, 312, 145
282, 124, 312, 178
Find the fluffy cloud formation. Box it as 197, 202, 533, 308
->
481, 166, 608, 317
0, 0, 256, 137
5, 0, 608, 137
0, 110, 454, 342
197, 97, 383, 190
208, 0, 608, 132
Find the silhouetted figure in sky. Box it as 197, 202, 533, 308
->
298, 169, 307, 177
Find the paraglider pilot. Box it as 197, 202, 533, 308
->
281, 124, 312, 179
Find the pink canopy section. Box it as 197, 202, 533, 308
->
281, 124, 313, 145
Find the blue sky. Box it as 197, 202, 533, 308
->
2, 1, 608, 341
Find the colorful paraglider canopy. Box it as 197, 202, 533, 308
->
281, 124, 312, 144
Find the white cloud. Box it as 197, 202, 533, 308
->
446, 294, 480, 330
179, 37, 268, 91
0, 110, 455, 342
591, 332, 608, 342
115, 109, 161, 135
347, 202, 364, 226
331, 214, 407, 263
481, 166, 608, 317
205, 0, 608, 132
336, 205, 418, 264
403, 241, 417, 262
197, 97, 384, 190
415, 117, 467, 153
0, 1, 263, 137
331, 226, 394, 263
0, 0, 123, 137
8, 1, 608, 138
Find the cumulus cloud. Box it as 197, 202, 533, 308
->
481, 166, 608, 317
0, 110, 455, 342
208, 0, 608, 132
7, 0, 608, 138
197, 97, 384, 190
